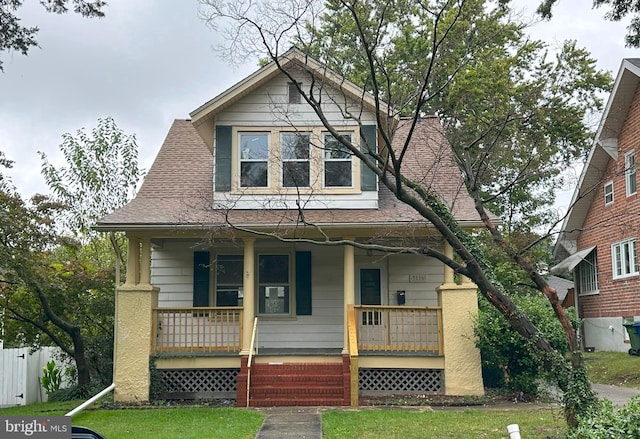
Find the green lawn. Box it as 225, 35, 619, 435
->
0, 402, 264, 439
322, 408, 566, 439
585, 350, 640, 388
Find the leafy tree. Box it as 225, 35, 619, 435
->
538, 0, 640, 47
0, 152, 112, 387
199, 0, 610, 426
0, 0, 106, 71
40, 116, 143, 240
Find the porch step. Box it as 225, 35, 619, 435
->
246, 362, 349, 407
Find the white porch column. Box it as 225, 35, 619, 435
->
241, 237, 256, 355
443, 240, 455, 285
343, 238, 355, 353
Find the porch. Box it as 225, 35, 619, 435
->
113, 235, 484, 405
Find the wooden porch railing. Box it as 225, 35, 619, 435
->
152, 307, 243, 354
354, 305, 443, 354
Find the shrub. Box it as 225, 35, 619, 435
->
567, 396, 640, 438
474, 293, 576, 395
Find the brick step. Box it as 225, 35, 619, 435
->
249, 398, 347, 407
250, 374, 345, 385
250, 386, 344, 396
251, 364, 344, 375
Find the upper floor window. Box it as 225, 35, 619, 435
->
240, 132, 269, 187
577, 250, 598, 295
281, 132, 310, 187
324, 133, 353, 187
612, 238, 639, 279
625, 150, 636, 196
604, 181, 614, 205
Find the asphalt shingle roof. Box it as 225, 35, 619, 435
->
96, 116, 483, 231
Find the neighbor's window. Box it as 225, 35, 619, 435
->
258, 254, 290, 315
281, 132, 310, 187
626, 150, 636, 196
604, 181, 614, 205
240, 132, 269, 187
612, 238, 639, 279
577, 250, 598, 295
215, 255, 244, 306
323, 132, 353, 187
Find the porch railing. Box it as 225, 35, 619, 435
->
152, 307, 243, 354
354, 305, 443, 354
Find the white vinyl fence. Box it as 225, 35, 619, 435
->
0, 347, 72, 407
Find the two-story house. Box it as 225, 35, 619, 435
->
553, 59, 640, 353
96, 49, 485, 406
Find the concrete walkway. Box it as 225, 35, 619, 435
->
254, 407, 322, 439
593, 383, 640, 406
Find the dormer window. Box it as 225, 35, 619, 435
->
323, 132, 353, 187
240, 132, 269, 187
281, 132, 310, 187
288, 82, 302, 104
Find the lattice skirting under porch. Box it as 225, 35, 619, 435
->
157, 368, 239, 400
359, 368, 443, 394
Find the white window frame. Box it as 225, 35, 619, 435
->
577, 250, 598, 296
625, 150, 636, 196
323, 132, 353, 188
239, 132, 270, 188
604, 181, 614, 205
612, 238, 639, 279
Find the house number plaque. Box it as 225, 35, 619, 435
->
409, 274, 427, 282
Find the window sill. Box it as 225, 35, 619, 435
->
612, 273, 640, 281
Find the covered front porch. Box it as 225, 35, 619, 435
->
113, 234, 483, 405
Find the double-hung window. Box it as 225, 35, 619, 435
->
604, 181, 614, 205
626, 150, 637, 196
612, 238, 639, 279
215, 255, 244, 306
577, 250, 598, 295
281, 132, 310, 187
258, 254, 290, 315
240, 132, 269, 187
323, 132, 352, 187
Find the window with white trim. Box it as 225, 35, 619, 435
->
626, 150, 636, 196
239, 132, 269, 187
577, 250, 598, 295
258, 254, 290, 315
281, 132, 310, 187
323, 132, 353, 187
612, 238, 639, 279
604, 181, 614, 205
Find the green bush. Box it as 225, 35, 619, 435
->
474, 293, 576, 395
567, 396, 640, 438
48, 383, 104, 402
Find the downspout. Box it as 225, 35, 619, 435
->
65, 383, 115, 417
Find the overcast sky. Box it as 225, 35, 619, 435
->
0, 0, 637, 200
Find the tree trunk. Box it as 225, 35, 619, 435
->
70, 327, 91, 386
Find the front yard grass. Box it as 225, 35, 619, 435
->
585, 350, 640, 388
0, 402, 264, 439
322, 407, 566, 439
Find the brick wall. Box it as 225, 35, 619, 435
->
578, 83, 640, 319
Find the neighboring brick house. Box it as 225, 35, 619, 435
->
96, 49, 487, 406
553, 59, 640, 352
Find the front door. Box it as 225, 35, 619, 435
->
360, 268, 381, 325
